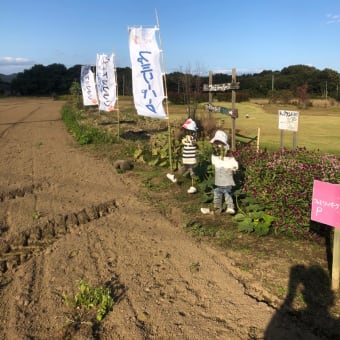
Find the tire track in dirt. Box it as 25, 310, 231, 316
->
0, 187, 118, 276
0, 106, 41, 139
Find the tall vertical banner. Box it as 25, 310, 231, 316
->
128, 27, 166, 119
96, 54, 117, 112
80, 65, 98, 106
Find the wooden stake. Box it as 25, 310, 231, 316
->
257, 127, 260, 152
332, 228, 340, 290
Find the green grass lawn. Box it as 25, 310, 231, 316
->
110, 97, 340, 156
190, 101, 340, 156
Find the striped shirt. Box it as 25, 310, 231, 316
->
182, 135, 197, 165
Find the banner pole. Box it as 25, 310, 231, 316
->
96, 55, 100, 114
113, 53, 120, 141
92, 65, 99, 110
155, 9, 173, 170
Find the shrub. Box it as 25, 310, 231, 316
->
61, 105, 117, 145
233, 146, 340, 238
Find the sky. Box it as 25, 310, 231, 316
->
1, 0, 340, 75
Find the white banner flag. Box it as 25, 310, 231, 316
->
129, 27, 166, 119
96, 54, 117, 112
80, 65, 98, 106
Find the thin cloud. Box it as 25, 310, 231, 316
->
326, 14, 340, 24
0, 57, 33, 66
0, 57, 35, 74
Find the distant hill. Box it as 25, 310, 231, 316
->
0, 73, 17, 83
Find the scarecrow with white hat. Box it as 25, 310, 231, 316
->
167, 118, 198, 194
201, 130, 238, 215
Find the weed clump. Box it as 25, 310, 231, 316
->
64, 280, 114, 322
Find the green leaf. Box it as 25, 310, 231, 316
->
254, 222, 270, 236
262, 214, 275, 224
148, 158, 159, 166
151, 148, 159, 156
201, 194, 213, 203
237, 218, 254, 233
133, 148, 143, 159
232, 213, 246, 222
244, 204, 263, 212
159, 160, 168, 167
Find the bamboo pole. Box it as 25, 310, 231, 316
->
155, 9, 173, 170
113, 54, 120, 141
257, 127, 260, 152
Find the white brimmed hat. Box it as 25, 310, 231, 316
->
210, 130, 228, 145
182, 118, 197, 131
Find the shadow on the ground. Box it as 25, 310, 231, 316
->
264, 264, 340, 339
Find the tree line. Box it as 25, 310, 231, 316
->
2, 63, 340, 103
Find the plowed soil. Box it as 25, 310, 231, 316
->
0, 98, 339, 339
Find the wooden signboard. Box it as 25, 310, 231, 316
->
278, 110, 299, 151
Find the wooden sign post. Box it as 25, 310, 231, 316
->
208, 71, 213, 107
203, 69, 240, 150
333, 229, 340, 289
311, 180, 340, 290
278, 110, 299, 152
231, 68, 237, 151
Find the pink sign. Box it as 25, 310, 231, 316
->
311, 180, 340, 227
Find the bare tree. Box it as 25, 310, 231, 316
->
296, 83, 310, 109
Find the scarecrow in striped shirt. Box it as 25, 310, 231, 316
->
166, 118, 198, 194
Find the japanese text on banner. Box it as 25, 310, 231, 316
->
96, 54, 117, 112
129, 27, 166, 119
80, 65, 98, 106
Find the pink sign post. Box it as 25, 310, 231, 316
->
311, 180, 340, 290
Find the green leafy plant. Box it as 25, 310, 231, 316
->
232, 191, 275, 236
32, 211, 41, 220
133, 132, 181, 168
69, 80, 82, 109
61, 106, 117, 145
195, 142, 215, 203
189, 262, 200, 272
64, 280, 114, 321
233, 210, 275, 236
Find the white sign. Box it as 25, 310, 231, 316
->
278, 110, 299, 132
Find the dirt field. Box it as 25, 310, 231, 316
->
0, 98, 339, 339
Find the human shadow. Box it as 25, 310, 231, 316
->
310, 222, 333, 275
264, 264, 340, 339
